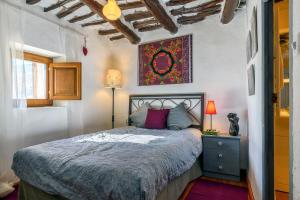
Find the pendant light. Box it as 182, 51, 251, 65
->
103, 0, 121, 21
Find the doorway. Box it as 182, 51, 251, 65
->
262, 0, 292, 199
273, 0, 290, 199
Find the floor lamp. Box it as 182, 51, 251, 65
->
105, 69, 122, 129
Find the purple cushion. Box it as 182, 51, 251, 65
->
145, 109, 170, 129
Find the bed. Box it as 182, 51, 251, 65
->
12, 93, 205, 200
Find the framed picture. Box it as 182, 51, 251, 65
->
138, 35, 192, 86
251, 7, 258, 58
246, 31, 252, 64
247, 64, 255, 96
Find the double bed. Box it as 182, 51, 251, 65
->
12, 93, 205, 200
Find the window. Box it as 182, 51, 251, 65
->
12, 52, 82, 107
23, 52, 53, 107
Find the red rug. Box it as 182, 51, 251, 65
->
3, 186, 18, 200
186, 179, 248, 200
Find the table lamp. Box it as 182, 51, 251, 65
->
105, 69, 122, 129
205, 100, 217, 132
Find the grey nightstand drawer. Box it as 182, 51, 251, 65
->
203, 137, 239, 150
203, 148, 240, 176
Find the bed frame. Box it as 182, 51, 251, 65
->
129, 93, 205, 131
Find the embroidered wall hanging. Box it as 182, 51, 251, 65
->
138, 35, 192, 86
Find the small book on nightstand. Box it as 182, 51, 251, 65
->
202, 134, 241, 181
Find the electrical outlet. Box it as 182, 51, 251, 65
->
292, 41, 297, 52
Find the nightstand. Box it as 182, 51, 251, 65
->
202, 134, 241, 181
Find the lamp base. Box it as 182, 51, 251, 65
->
203, 129, 219, 136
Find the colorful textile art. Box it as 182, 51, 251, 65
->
138, 35, 192, 85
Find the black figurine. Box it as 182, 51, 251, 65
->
227, 113, 239, 136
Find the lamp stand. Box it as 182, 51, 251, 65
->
210, 114, 213, 130
112, 87, 115, 129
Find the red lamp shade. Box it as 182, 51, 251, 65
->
205, 100, 217, 115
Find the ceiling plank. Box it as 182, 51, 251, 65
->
44, 0, 75, 12
69, 12, 95, 23
220, 0, 239, 24
99, 29, 119, 35
124, 11, 153, 22
172, 4, 222, 16
80, 0, 140, 44
138, 24, 162, 32
110, 35, 126, 41
81, 20, 107, 27
141, 0, 178, 34
26, 0, 41, 5
170, 0, 223, 16
177, 9, 221, 24
56, 2, 84, 19
119, 1, 145, 10
166, 0, 196, 6
133, 18, 158, 29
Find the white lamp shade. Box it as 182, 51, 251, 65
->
105, 69, 122, 88
103, 0, 122, 21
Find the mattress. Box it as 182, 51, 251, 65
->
18, 160, 202, 200
12, 127, 203, 200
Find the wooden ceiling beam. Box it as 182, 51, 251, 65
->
172, 4, 222, 16
220, 0, 240, 24
138, 24, 162, 32
170, 0, 223, 16
56, 2, 84, 18
166, 0, 196, 6
26, 0, 41, 5
99, 29, 119, 35
141, 0, 178, 34
133, 18, 159, 29
124, 11, 153, 22
119, 1, 145, 10
177, 9, 221, 24
110, 35, 126, 41
81, 20, 107, 27
44, 0, 74, 12
80, 0, 140, 44
69, 12, 95, 23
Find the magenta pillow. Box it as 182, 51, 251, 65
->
145, 109, 170, 129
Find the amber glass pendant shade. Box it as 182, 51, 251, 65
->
103, 0, 121, 21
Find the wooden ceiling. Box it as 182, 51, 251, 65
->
25, 0, 246, 44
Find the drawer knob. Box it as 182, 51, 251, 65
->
218, 165, 223, 170
218, 153, 223, 158
218, 141, 223, 146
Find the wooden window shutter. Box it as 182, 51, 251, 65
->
49, 62, 81, 100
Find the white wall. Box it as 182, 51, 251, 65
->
246, 1, 264, 200
292, 0, 300, 199
22, 107, 68, 146
109, 12, 249, 169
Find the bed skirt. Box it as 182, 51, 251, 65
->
19, 160, 202, 200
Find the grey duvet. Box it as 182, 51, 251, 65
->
12, 127, 202, 200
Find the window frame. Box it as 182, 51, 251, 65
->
24, 52, 53, 107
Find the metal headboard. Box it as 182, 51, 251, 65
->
128, 93, 205, 131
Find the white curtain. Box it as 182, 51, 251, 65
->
0, 2, 86, 196
56, 27, 84, 137
0, 1, 27, 191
